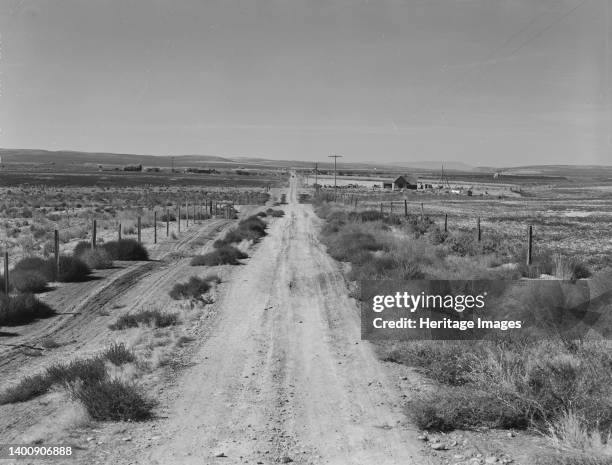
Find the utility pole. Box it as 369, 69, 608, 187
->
315, 162, 318, 194
329, 154, 343, 200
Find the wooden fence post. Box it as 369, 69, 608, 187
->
404, 200, 408, 217
420, 203, 424, 222
380, 203, 383, 214
3, 251, 8, 293
444, 214, 448, 232
527, 225, 533, 266
390, 202, 393, 214
477, 217, 481, 242
92, 219, 97, 249
118, 223, 122, 241
154, 211, 157, 244
54, 230, 60, 281
137, 216, 142, 244
186, 203, 189, 227
178, 206, 181, 232
166, 209, 169, 237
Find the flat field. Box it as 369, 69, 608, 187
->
0, 167, 284, 265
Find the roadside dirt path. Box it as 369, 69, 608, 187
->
0, 219, 233, 376
107, 176, 431, 465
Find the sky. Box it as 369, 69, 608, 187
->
0, 0, 610, 166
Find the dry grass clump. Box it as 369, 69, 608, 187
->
9, 270, 49, 293
266, 208, 285, 217
391, 338, 612, 446
191, 245, 248, 266
212, 215, 268, 250
109, 308, 179, 330
0, 293, 55, 326
379, 341, 476, 386
408, 388, 528, 432
0, 344, 155, 421
316, 205, 431, 280
14, 255, 91, 282
169, 275, 219, 301
0, 356, 106, 405
71, 379, 155, 421
0, 374, 53, 405
101, 239, 149, 261
102, 343, 137, 365
79, 248, 114, 269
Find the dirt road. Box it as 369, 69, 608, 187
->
108, 176, 431, 465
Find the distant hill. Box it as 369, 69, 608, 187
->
0, 149, 233, 168
391, 161, 474, 171
0, 148, 474, 172
1, 149, 611, 180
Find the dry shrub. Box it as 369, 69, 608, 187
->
0, 374, 53, 405
79, 248, 113, 269
102, 239, 149, 261
379, 341, 476, 386
71, 379, 155, 421
408, 388, 529, 431
109, 308, 179, 330
10, 270, 49, 293
0, 293, 55, 326
552, 253, 591, 280
14, 255, 91, 282
401, 338, 612, 436
169, 275, 218, 300
102, 343, 136, 366
266, 208, 285, 217
191, 246, 248, 266
215, 215, 267, 247
73, 240, 93, 257
46, 357, 108, 386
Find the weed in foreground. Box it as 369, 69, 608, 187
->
71, 379, 155, 421
102, 343, 136, 366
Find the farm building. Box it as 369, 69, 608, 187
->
123, 164, 143, 172
383, 175, 418, 190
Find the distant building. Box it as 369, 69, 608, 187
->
123, 164, 143, 172
185, 168, 217, 174
391, 175, 418, 190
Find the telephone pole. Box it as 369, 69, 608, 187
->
314, 162, 318, 194
329, 154, 342, 200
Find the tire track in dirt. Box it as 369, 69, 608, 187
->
0, 219, 233, 379
0, 210, 270, 445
